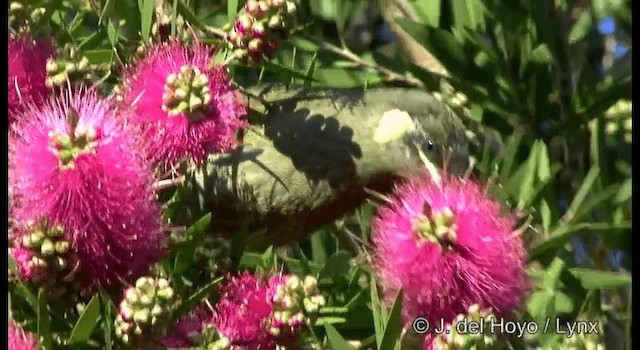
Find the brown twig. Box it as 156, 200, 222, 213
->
307, 36, 425, 88
153, 176, 185, 191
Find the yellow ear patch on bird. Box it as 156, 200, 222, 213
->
374, 109, 416, 144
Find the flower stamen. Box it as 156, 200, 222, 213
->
161, 65, 212, 121
49, 110, 98, 169
412, 206, 458, 250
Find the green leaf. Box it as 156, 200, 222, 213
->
304, 52, 318, 87
84, 49, 114, 65
176, 0, 206, 29
315, 316, 348, 325
540, 199, 552, 233
255, 246, 275, 276
379, 290, 403, 350
319, 251, 351, 279
568, 10, 592, 44
37, 289, 52, 350
562, 166, 600, 223
11, 282, 38, 313
370, 278, 385, 346
319, 306, 350, 315
99, 289, 114, 350
312, 67, 382, 88
106, 20, 118, 48
334, 0, 354, 34
310, 229, 329, 266
138, 0, 154, 44
173, 277, 224, 318
568, 269, 631, 290
396, 19, 469, 75
228, 0, 239, 23
537, 141, 551, 182
325, 324, 356, 350
500, 132, 523, 179
70, 294, 102, 343
572, 184, 620, 222
172, 213, 212, 275
543, 258, 565, 291
526, 290, 555, 323
450, 0, 486, 31
530, 221, 631, 258
555, 291, 575, 314
265, 61, 316, 83
614, 179, 631, 204
411, 0, 441, 27
530, 44, 553, 64
506, 140, 540, 209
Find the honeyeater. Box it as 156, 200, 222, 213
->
186, 85, 470, 249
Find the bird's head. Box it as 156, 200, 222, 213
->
372, 103, 470, 178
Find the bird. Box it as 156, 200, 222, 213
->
185, 84, 470, 250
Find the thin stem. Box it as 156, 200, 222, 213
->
305, 35, 425, 88
153, 176, 185, 191
203, 25, 227, 39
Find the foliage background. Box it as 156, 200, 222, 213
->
8, 0, 632, 349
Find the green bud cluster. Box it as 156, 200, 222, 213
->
45, 45, 110, 88
162, 65, 213, 121
412, 206, 458, 249
19, 220, 82, 301
224, 0, 298, 65
268, 275, 326, 346
9, 1, 48, 38
193, 236, 233, 282
432, 304, 500, 349
433, 80, 470, 125
603, 99, 631, 142
49, 109, 98, 169
114, 277, 175, 347
433, 80, 468, 110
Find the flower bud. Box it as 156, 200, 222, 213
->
40, 239, 55, 256
133, 309, 150, 324
235, 14, 253, 36
303, 276, 318, 294
252, 22, 266, 39
54, 241, 70, 254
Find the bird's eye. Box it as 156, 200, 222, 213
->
426, 139, 435, 151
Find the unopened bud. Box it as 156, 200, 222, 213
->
40, 239, 55, 256
303, 276, 318, 294
157, 286, 174, 301
54, 241, 70, 254
139, 294, 153, 306
133, 309, 150, 324
285, 275, 301, 290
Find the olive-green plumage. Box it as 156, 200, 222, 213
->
188, 85, 469, 249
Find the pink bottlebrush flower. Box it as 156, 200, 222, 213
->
372, 175, 529, 327
9, 321, 38, 350
121, 41, 247, 167
207, 271, 285, 349
161, 316, 204, 348
9, 245, 36, 280
9, 88, 164, 288
8, 36, 53, 124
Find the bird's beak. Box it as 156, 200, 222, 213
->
443, 145, 471, 176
